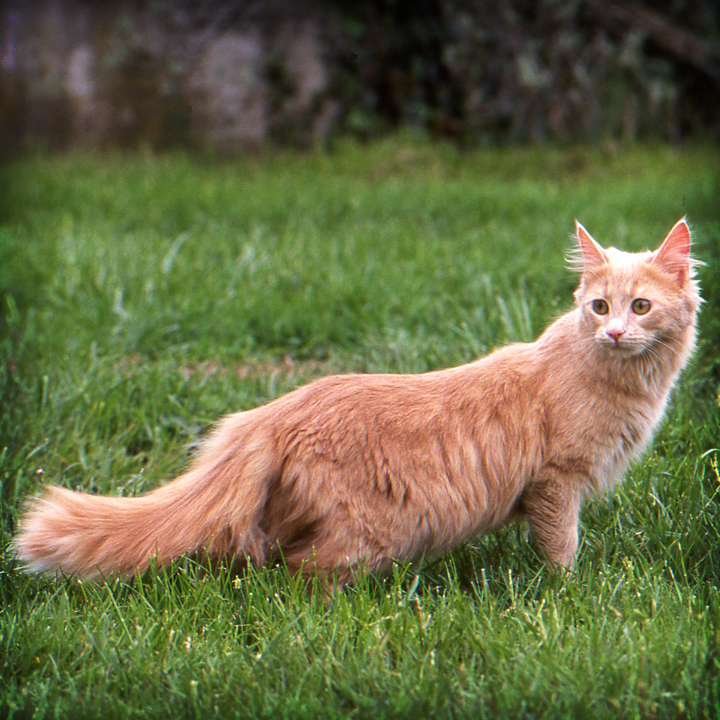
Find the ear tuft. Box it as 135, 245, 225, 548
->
570, 220, 607, 273
651, 218, 692, 284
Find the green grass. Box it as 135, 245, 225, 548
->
1, 136, 719, 719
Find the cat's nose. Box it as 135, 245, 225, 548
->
606, 319, 626, 342
605, 318, 627, 342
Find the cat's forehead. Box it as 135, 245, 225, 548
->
603, 246, 653, 267
581, 247, 660, 297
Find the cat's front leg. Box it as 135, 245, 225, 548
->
521, 475, 582, 569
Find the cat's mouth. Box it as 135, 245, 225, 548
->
597, 333, 647, 356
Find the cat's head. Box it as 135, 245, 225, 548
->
570, 218, 701, 357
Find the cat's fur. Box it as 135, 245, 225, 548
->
13, 219, 700, 584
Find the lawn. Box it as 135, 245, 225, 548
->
1, 137, 719, 719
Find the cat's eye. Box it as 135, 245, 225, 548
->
631, 298, 651, 315
591, 299, 609, 315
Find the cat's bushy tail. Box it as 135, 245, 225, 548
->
12, 414, 277, 578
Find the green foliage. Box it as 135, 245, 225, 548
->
1, 139, 719, 719
696, 220, 720, 379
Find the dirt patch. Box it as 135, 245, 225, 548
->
179, 355, 348, 383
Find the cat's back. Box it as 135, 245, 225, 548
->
260, 338, 549, 459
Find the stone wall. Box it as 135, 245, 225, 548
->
1, 1, 339, 152
1, 0, 718, 153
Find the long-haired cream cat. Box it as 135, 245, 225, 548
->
14, 219, 700, 584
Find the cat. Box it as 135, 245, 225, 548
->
13, 219, 700, 585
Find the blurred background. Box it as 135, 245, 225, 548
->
2, 0, 719, 154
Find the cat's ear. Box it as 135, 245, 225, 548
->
651, 218, 691, 284
573, 220, 607, 273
